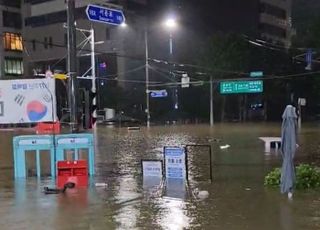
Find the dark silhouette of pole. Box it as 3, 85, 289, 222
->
67, 0, 78, 132
145, 30, 150, 128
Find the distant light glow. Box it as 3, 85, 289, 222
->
120, 22, 127, 28
164, 18, 177, 29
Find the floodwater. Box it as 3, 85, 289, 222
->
0, 123, 320, 230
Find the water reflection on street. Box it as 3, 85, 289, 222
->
0, 123, 320, 229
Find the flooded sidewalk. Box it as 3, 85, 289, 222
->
0, 123, 320, 229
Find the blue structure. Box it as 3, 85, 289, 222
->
13, 133, 95, 178
55, 133, 95, 176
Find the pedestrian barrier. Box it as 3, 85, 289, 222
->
13, 135, 55, 178
13, 133, 95, 178
55, 133, 94, 176
57, 160, 88, 188
35, 121, 61, 134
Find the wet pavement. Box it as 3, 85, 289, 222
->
0, 123, 320, 230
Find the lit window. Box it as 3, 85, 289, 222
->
4, 58, 24, 75
3, 32, 23, 51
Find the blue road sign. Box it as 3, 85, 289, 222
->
150, 90, 168, 98
86, 4, 125, 26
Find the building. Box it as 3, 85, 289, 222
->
0, 0, 24, 79
259, 0, 293, 47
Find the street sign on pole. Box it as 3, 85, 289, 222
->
305, 49, 312, 71
181, 74, 190, 88
220, 80, 263, 94
150, 90, 168, 98
250, 71, 263, 77
86, 4, 125, 26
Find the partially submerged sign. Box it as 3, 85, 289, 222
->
142, 160, 163, 177
164, 147, 186, 180
0, 78, 57, 124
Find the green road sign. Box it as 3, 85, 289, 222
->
250, 71, 263, 77
220, 80, 263, 94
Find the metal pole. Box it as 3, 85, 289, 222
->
210, 76, 214, 126
67, 0, 78, 132
169, 33, 173, 55
145, 30, 150, 128
298, 104, 301, 130
90, 27, 97, 129
169, 32, 178, 110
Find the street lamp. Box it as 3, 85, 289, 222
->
163, 17, 177, 55
163, 17, 178, 111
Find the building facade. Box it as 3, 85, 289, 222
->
259, 0, 293, 47
0, 0, 24, 79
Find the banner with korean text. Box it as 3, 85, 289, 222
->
0, 78, 57, 124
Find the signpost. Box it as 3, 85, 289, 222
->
150, 90, 168, 98
220, 80, 263, 94
85, 4, 125, 26
164, 147, 186, 180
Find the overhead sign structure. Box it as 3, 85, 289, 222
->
220, 80, 263, 94
250, 71, 263, 77
164, 147, 186, 180
142, 160, 163, 178
86, 4, 125, 26
0, 78, 57, 124
150, 90, 168, 98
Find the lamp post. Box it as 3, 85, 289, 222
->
145, 29, 150, 128
164, 17, 178, 111
122, 17, 178, 127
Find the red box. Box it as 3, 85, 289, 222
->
57, 160, 88, 188
35, 121, 61, 134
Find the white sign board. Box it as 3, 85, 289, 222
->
181, 74, 190, 88
0, 78, 57, 124
142, 160, 163, 178
298, 98, 306, 106
164, 147, 186, 179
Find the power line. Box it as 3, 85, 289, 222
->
149, 70, 320, 87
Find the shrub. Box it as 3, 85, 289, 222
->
264, 164, 320, 190
264, 167, 281, 187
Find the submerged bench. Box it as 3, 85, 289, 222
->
259, 137, 281, 152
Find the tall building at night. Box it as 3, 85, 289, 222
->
0, 0, 24, 79
258, 0, 293, 47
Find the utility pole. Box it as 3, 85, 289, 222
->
67, 0, 78, 132
90, 27, 97, 129
210, 76, 214, 126
145, 30, 150, 128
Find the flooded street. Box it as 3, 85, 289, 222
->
1, 123, 320, 230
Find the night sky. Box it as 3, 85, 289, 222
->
148, 0, 260, 36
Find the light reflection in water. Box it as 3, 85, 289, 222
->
114, 176, 140, 229
158, 178, 191, 230
158, 197, 191, 230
